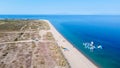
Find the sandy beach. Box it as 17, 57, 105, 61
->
44, 20, 98, 68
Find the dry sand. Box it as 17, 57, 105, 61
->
44, 20, 98, 68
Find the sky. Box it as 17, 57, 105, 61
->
0, 0, 120, 15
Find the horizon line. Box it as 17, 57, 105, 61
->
0, 14, 120, 15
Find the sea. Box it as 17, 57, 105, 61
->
0, 15, 120, 68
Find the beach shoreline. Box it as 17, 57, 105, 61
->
43, 20, 98, 68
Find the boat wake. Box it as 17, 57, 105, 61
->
83, 41, 103, 52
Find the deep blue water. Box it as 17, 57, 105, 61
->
0, 15, 120, 68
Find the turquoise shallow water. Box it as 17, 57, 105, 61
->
0, 15, 120, 68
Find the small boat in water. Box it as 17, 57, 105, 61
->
97, 45, 103, 49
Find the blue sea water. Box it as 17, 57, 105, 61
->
0, 15, 120, 68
